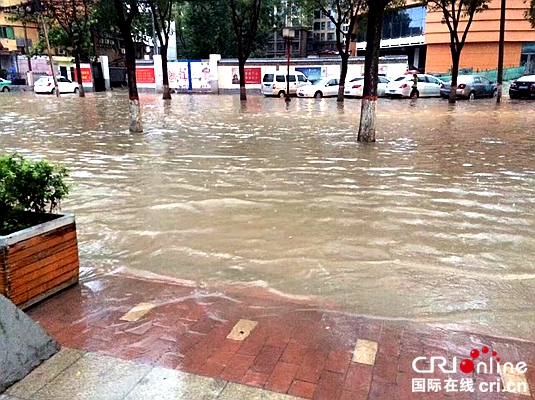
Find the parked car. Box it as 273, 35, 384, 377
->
344, 76, 390, 98
261, 72, 310, 97
0, 78, 11, 92
509, 75, 535, 99
34, 76, 79, 94
297, 78, 340, 98
440, 75, 497, 99
386, 74, 444, 98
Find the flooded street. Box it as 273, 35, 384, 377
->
1, 92, 535, 341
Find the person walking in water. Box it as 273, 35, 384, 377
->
410, 73, 419, 98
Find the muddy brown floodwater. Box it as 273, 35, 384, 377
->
1, 92, 535, 341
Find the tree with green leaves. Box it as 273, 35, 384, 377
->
358, 0, 402, 142
40, 0, 96, 97
147, 0, 175, 99
181, 0, 237, 59
424, 0, 491, 103
307, 0, 364, 102
526, 0, 535, 27
227, 0, 265, 100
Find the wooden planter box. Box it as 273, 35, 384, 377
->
0, 214, 80, 309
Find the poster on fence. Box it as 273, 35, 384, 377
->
231, 67, 261, 85
190, 61, 212, 89
136, 68, 155, 84
73, 68, 93, 83
168, 62, 189, 89
295, 67, 321, 81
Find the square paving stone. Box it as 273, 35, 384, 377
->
7, 348, 85, 399
218, 382, 301, 400
124, 366, 227, 400
32, 352, 151, 400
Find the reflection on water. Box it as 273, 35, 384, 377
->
1, 92, 535, 340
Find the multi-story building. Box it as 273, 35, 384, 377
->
266, 27, 313, 58
351, 0, 535, 75
0, 0, 39, 77
311, 9, 350, 55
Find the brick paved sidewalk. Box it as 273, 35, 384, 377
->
24, 273, 535, 399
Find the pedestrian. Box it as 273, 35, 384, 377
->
410, 73, 419, 98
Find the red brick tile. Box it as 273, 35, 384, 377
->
189, 317, 220, 334
220, 354, 256, 382
340, 390, 368, 400
325, 350, 352, 375
288, 380, 316, 399
237, 333, 267, 357
313, 371, 345, 400
157, 352, 184, 369
374, 354, 399, 384
368, 381, 395, 400
251, 345, 285, 374
358, 323, 383, 342
196, 360, 226, 377
241, 371, 270, 388
344, 363, 373, 393
266, 325, 294, 349
208, 340, 242, 366
281, 340, 308, 365
265, 362, 299, 393
296, 353, 326, 384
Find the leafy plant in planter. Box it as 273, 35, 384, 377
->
1, 154, 78, 308
1, 154, 70, 236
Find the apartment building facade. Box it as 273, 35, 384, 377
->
0, 0, 39, 76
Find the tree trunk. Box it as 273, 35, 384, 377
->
160, 44, 171, 100
41, 16, 59, 98
357, 2, 385, 142
337, 54, 349, 102
449, 51, 460, 104
238, 57, 246, 101
74, 51, 86, 98
125, 36, 143, 133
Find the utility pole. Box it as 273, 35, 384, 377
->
40, 15, 59, 97
496, 0, 506, 103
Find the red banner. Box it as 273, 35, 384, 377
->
73, 68, 92, 83
244, 68, 261, 84
136, 68, 156, 84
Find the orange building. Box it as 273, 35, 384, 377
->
425, 0, 535, 74
351, 0, 535, 75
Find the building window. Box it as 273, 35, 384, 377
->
0, 26, 15, 40
321, 22, 325, 30
314, 22, 320, 30
358, 6, 426, 42
314, 10, 321, 18
327, 33, 334, 41
314, 33, 320, 41
328, 21, 335, 30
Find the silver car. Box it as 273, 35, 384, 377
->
440, 75, 497, 100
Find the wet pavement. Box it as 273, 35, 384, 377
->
1, 92, 535, 341
4, 348, 300, 399
22, 273, 535, 399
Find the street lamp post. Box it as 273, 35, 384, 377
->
282, 27, 294, 102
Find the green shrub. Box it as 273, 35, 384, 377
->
0, 154, 70, 236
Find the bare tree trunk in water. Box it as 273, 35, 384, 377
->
74, 51, 86, 97
239, 57, 246, 101
125, 37, 143, 132
41, 16, 59, 97
337, 53, 349, 102
160, 44, 171, 100
357, 2, 386, 142
449, 50, 460, 104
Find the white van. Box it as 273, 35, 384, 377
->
261, 72, 310, 97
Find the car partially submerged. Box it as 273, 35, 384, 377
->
0, 77, 11, 92
509, 75, 535, 99
440, 75, 497, 99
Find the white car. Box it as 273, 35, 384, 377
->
386, 74, 445, 98
297, 78, 340, 98
34, 76, 79, 94
344, 76, 390, 98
